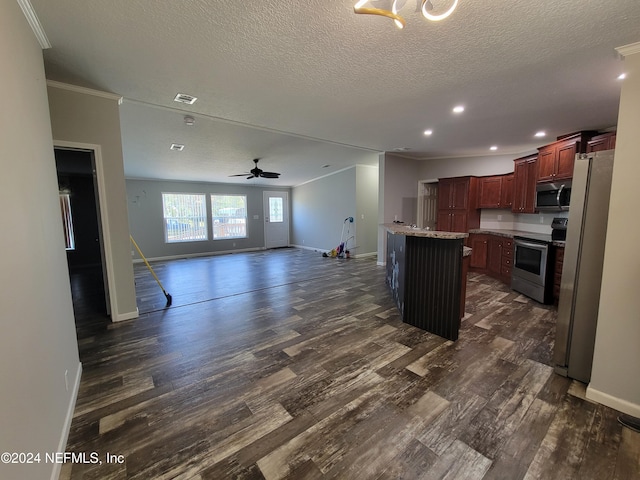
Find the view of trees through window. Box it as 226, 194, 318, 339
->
162, 193, 208, 243
211, 194, 247, 239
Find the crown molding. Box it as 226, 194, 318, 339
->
46, 80, 123, 104
616, 42, 640, 58
17, 0, 51, 49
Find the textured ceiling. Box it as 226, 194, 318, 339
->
30, 0, 640, 186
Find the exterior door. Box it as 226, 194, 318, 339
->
263, 191, 289, 248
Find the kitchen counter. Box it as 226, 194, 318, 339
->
383, 223, 468, 240
468, 228, 553, 243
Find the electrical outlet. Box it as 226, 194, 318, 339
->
497, 215, 502, 221
540, 215, 544, 224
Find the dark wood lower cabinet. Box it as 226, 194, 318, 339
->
469, 233, 513, 285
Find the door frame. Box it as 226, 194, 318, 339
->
54, 140, 115, 318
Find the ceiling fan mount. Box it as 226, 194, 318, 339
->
230, 158, 280, 180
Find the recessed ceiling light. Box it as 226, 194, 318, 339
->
170, 143, 185, 151
453, 105, 464, 114
490, 146, 498, 151
535, 131, 546, 138
618, 73, 627, 80
174, 93, 197, 105
184, 115, 195, 126
424, 129, 433, 136
393, 147, 411, 152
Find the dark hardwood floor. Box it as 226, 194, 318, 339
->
62, 248, 640, 479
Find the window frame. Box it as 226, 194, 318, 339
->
162, 192, 209, 244
211, 194, 248, 240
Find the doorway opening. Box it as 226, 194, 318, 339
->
55, 147, 110, 336
417, 180, 439, 230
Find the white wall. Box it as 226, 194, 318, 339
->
0, 2, 81, 479
47, 84, 138, 321
588, 45, 640, 417
291, 165, 379, 256
355, 165, 379, 255
416, 153, 521, 180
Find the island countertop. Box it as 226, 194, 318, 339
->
382, 223, 469, 240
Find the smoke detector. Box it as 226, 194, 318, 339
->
174, 93, 197, 105
184, 115, 195, 126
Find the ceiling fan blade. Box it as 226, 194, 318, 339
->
246, 175, 255, 179
229, 173, 250, 177
260, 172, 280, 178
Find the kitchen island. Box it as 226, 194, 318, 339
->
383, 224, 470, 341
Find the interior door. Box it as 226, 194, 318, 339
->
263, 191, 289, 249
418, 181, 438, 229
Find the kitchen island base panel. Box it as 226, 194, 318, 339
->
404, 236, 463, 341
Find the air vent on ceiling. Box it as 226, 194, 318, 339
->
170, 144, 185, 151
174, 93, 197, 105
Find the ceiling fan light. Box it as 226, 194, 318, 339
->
421, 0, 458, 22
354, 1, 406, 28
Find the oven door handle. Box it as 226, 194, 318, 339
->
515, 240, 548, 250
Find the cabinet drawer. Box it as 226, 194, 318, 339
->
501, 265, 512, 277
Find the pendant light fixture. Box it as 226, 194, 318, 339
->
354, 0, 458, 29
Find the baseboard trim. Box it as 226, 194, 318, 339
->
586, 385, 640, 417
50, 362, 82, 480
132, 247, 266, 264
290, 244, 329, 253
113, 308, 139, 322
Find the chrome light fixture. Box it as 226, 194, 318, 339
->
354, 0, 458, 29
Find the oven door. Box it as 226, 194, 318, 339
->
513, 239, 549, 286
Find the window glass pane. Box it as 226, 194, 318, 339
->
211, 195, 247, 240
162, 193, 208, 243
59, 193, 75, 250
269, 197, 283, 223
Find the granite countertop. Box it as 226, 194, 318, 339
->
468, 228, 553, 244
383, 223, 468, 240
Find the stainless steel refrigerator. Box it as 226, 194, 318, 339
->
553, 150, 615, 383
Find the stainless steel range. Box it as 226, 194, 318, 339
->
511, 236, 554, 304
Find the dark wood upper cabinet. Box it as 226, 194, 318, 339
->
479, 174, 514, 209
500, 174, 514, 209
436, 177, 480, 233
537, 131, 594, 183
587, 131, 616, 152
512, 155, 537, 214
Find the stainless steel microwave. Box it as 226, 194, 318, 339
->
535, 181, 571, 211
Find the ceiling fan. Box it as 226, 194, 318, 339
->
229, 158, 281, 180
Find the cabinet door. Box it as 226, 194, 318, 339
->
479, 176, 502, 208
450, 211, 468, 233
537, 146, 556, 182
488, 237, 503, 275
522, 158, 538, 213
500, 174, 514, 208
450, 178, 470, 209
436, 211, 452, 231
555, 140, 578, 180
512, 160, 527, 213
469, 234, 488, 269
438, 179, 453, 210
587, 137, 609, 153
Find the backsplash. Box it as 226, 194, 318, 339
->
480, 209, 569, 234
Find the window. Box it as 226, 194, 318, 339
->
162, 193, 208, 243
269, 197, 284, 223
59, 193, 75, 250
211, 195, 247, 239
